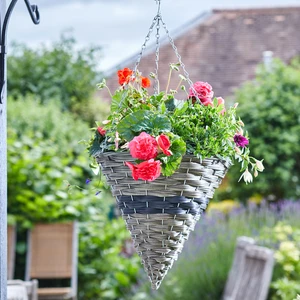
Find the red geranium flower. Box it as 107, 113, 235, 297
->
141, 77, 151, 88
97, 127, 106, 136
117, 67, 134, 85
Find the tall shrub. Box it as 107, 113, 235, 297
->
7, 33, 102, 116
227, 58, 300, 201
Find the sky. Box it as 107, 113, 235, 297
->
7, 0, 300, 71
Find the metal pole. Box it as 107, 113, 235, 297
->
0, 1, 39, 297
0, 0, 7, 298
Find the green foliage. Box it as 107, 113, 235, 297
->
171, 100, 238, 159
117, 110, 172, 141
259, 222, 300, 299
93, 68, 262, 182
228, 58, 300, 200
8, 96, 140, 299
7, 97, 97, 226
158, 133, 186, 176
78, 218, 140, 300
8, 33, 101, 115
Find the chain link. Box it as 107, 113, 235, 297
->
154, 16, 160, 94
132, 0, 201, 102
133, 15, 158, 77
160, 17, 193, 88
160, 16, 201, 102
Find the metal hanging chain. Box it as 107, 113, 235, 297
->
160, 15, 201, 102
132, 0, 200, 101
154, 0, 161, 94
154, 17, 160, 94
133, 15, 158, 77
133, 0, 162, 94
160, 16, 194, 88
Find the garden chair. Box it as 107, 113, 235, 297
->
7, 280, 38, 300
223, 238, 274, 300
7, 225, 17, 280
223, 236, 255, 299
25, 222, 78, 300
7, 281, 28, 300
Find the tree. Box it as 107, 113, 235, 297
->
226, 58, 300, 201
7, 32, 102, 115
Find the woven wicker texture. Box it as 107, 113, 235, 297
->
96, 152, 231, 289
125, 213, 199, 289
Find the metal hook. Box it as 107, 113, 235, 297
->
0, 0, 40, 104
155, 0, 161, 15
24, 0, 40, 25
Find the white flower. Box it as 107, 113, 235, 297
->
254, 169, 258, 177
233, 103, 239, 109
239, 168, 253, 184
102, 120, 111, 125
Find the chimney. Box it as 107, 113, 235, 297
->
263, 51, 273, 71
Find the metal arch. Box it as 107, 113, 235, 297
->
0, 0, 40, 103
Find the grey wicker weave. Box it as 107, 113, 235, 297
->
96, 152, 231, 289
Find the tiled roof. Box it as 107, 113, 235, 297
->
102, 6, 300, 101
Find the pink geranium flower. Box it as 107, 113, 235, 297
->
125, 159, 161, 181
189, 81, 214, 106
157, 134, 172, 156
128, 132, 158, 160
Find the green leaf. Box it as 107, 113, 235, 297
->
111, 90, 128, 112
89, 132, 104, 156
161, 135, 186, 177
117, 111, 172, 141
165, 98, 176, 111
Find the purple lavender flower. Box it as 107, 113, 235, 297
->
234, 134, 249, 148
85, 178, 92, 184
95, 191, 101, 196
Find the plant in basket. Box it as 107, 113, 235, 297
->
89, 64, 263, 183
87, 64, 264, 289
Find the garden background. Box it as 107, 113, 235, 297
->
6, 2, 300, 299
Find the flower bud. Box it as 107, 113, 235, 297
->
235, 147, 242, 155
256, 160, 265, 172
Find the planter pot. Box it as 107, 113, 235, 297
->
96, 152, 231, 289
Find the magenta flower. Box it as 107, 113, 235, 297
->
234, 134, 249, 148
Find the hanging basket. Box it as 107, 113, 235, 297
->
96, 152, 231, 289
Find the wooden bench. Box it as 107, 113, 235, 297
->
223, 236, 274, 300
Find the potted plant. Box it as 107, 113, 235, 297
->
88, 64, 264, 289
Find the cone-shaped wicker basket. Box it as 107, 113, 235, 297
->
96, 152, 231, 289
